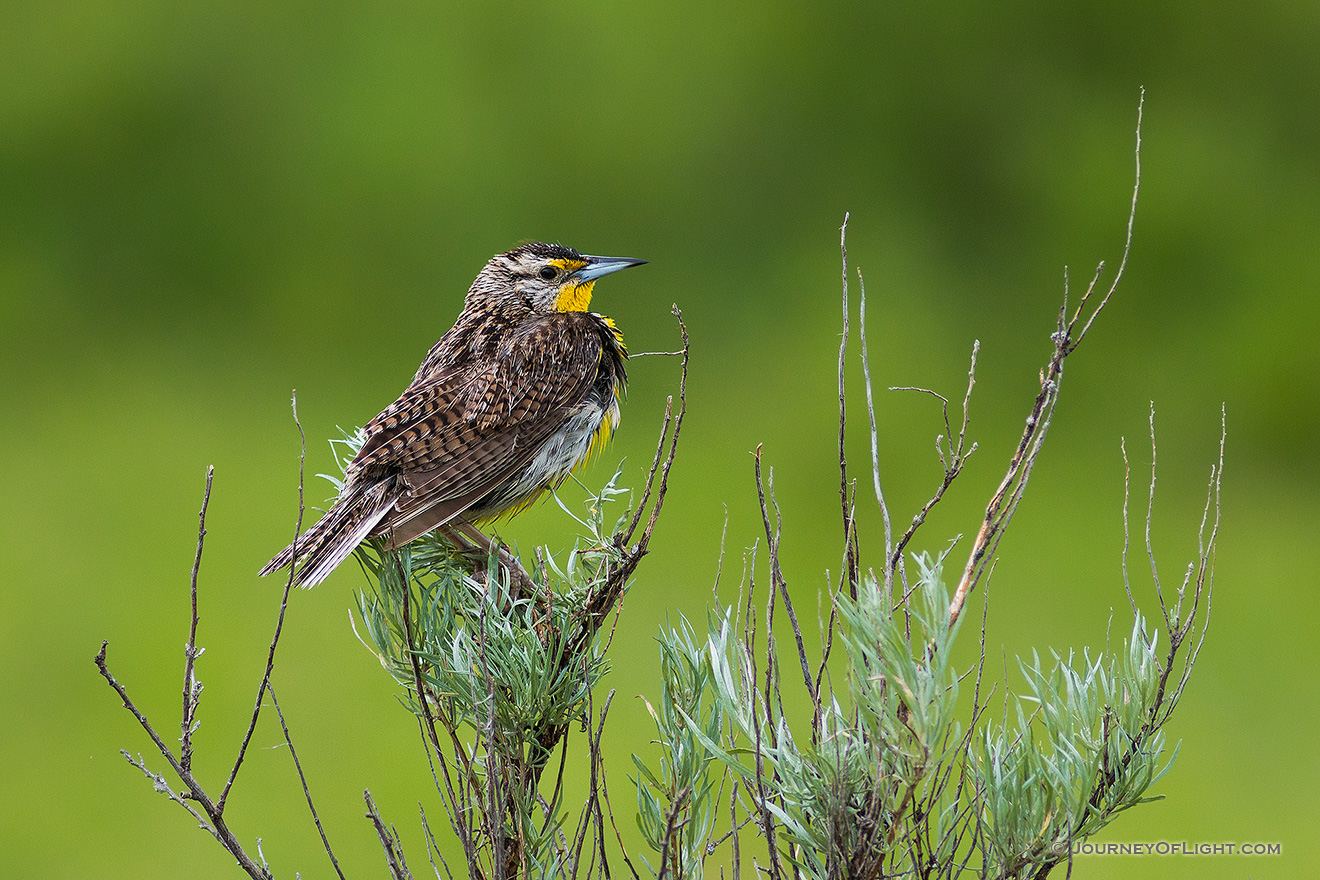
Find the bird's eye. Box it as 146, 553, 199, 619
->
538, 266, 558, 281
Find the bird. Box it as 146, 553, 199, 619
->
260, 242, 645, 589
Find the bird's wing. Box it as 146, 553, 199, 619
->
351, 320, 604, 521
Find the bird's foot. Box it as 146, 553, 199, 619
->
440, 522, 537, 600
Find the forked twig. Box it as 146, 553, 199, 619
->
1034, 402, 1222, 880
887, 340, 979, 596
622, 304, 688, 550
220, 393, 307, 811
947, 90, 1145, 627
96, 393, 314, 879
95, 641, 272, 880
367, 789, 415, 880
654, 787, 692, 880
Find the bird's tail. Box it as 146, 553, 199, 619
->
259, 482, 396, 588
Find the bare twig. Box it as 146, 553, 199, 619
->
948, 92, 1144, 627
729, 757, 741, 880
415, 708, 480, 876
637, 305, 689, 551
889, 342, 979, 587
578, 305, 688, 640
1074, 91, 1144, 350
623, 396, 673, 547
270, 683, 347, 880
837, 213, 862, 599
1120, 436, 1138, 620
97, 395, 319, 878
753, 451, 819, 725
622, 306, 687, 549
655, 788, 692, 880
395, 551, 481, 873
96, 642, 273, 879
122, 749, 220, 841
1146, 405, 1224, 726
599, 760, 643, 880
181, 465, 213, 773
856, 267, 896, 597
1171, 405, 1224, 703
1033, 402, 1222, 880
812, 580, 840, 714
219, 393, 307, 812
420, 806, 456, 880
366, 789, 415, 880
575, 689, 620, 878
1143, 405, 1170, 625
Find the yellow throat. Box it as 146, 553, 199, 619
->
554, 280, 595, 312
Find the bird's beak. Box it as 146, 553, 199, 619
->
574, 254, 648, 282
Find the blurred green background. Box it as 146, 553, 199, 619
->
2, 1, 1317, 877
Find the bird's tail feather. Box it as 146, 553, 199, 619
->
259, 483, 396, 588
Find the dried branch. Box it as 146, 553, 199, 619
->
654, 787, 692, 880
837, 213, 862, 599
220, 393, 307, 812
947, 90, 1144, 627
96, 393, 315, 880
181, 465, 213, 773
1144, 405, 1168, 616
575, 305, 688, 644
420, 806, 456, 880
623, 396, 673, 547
753, 450, 820, 726
888, 341, 979, 587
122, 749, 220, 841
636, 304, 689, 551
599, 757, 643, 880
855, 266, 897, 597
1027, 402, 1221, 880
95, 642, 273, 880
367, 789, 415, 880
270, 683, 347, 880
569, 689, 615, 874
220, 573, 295, 812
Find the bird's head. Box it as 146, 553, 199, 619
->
469, 242, 646, 314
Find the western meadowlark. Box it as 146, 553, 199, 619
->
260, 242, 645, 588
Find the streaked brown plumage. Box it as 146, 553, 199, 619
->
261, 242, 644, 588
